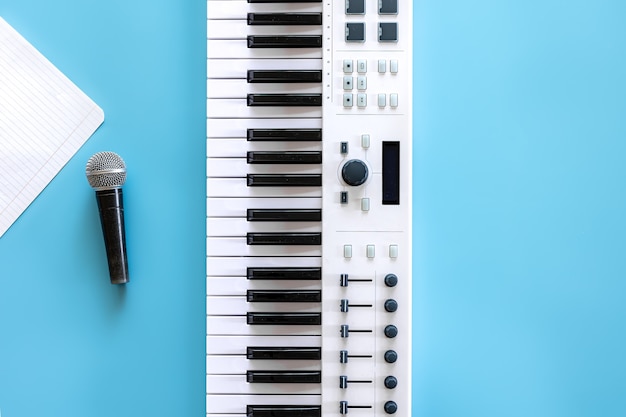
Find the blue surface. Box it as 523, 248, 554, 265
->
1, 1, 626, 416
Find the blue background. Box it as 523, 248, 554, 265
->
1, 1, 625, 416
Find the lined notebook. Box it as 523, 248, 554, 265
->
0, 17, 104, 238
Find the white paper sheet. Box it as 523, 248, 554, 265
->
0, 17, 104, 237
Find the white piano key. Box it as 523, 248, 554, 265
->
208, 20, 322, 39
207, 375, 321, 395
207, 118, 321, 139
206, 394, 321, 415
206, 257, 321, 277
207, 218, 322, 236
207, 98, 322, 119
206, 197, 321, 218
207, 40, 322, 60
207, 79, 322, 98
207, 139, 322, 158
206, 335, 321, 355
207, 296, 320, 315
207, 316, 321, 336
207, 1, 322, 20
207, 276, 321, 296
207, 238, 321, 257
207, 178, 322, 198
208, 59, 322, 79
207, 158, 322, 177
207, 356, 321, 374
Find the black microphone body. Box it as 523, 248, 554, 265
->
96, 187, 129, 284
86, 151, 129, 285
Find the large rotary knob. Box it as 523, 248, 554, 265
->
341, 159, 369, 186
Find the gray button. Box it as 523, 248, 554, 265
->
379, 0, 398, 14
378, 22, 398, 42
346, 0, 365, 14
343, 93, 354, 107
346, 23, 365, 42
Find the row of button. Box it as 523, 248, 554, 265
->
346, 0, 398, 15
343, 93, 398, 108
343, 244, 399, 258
346, 22, 398, 42
343, 59, 399, 74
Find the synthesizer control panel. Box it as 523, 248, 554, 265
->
207, 0, 411, 414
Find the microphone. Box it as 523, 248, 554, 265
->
85, 151, 129, 284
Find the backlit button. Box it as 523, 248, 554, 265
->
390, 93, 398, 108
378, 59, 387, 73
366, 244, 375, 258
357, 59, 367, 73
343, 76, 354, 90
361, 134, 370, 148
343, 59, 354, 73
357, 76, 367, 90
389, 244, 398, 258
378, 93, 386, 107
343, 93, 354, 107
361, 198, 370, 211
390, 59, 398, 73
344, 245, 353, 258
357, 93, 367, 107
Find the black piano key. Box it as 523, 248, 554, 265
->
247, 312, 321, 325
247, 94, 322, 107
247, 233, 321, 245
247, 151, 322, 164
247, 209, 322, 222
247, 371, 321, 384
248, 35, 322, 48
247, 267, 321, 280
247, 129, 322, 142
248, 13, 322, 26
247, 174, 322, 187
246, 346, 322, 360
247, 290, 322, 303
247, 405, 321, 417
247, 70, 323, 83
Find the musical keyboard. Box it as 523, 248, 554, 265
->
207, 0, 412, 414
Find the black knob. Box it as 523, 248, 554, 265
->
384, 325, 398, 338
341, 159, 368, 186
384, 350, 398, 363
384, 401, 398, 414
384, 376, 398, 389
384, 299, 398, 312
384, 273, 398, 287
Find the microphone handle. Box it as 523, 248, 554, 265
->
96, 188, 129, 284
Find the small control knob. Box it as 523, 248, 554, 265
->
384, 350, 398, 363
384, 376, 398, 389
384, 325, 398, 338
384, 401, 398, 414
384, 299, 398, 312
341, 159, 368, 186
384, 273, 398, 287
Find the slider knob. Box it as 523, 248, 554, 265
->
341, 159, 369, 186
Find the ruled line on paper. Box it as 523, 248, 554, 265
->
0, 17, 104, 237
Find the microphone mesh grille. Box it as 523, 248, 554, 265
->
85, 151, 127, 189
